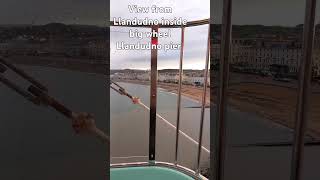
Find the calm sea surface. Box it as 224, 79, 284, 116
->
110, 82, 210, 170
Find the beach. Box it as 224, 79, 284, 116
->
226, 82, 320, 139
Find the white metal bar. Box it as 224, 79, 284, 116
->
215, 0, 233, 179
290, 0, 317, 180
174, 26, 185, 165
196, 24, 211, 175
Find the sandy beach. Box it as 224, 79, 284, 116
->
226, 82, 320, 139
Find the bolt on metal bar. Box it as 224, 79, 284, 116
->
214, 0, 233, 179
174, 26, 185, 166
0, 74, 36, 102
110, 80, 134, 99
0, 63, 6, 73
195, 24, 210, 176
0, 61, 40, 104
149, 25, 159, 163
0, 57, 48, 92
290, 0, 317, 180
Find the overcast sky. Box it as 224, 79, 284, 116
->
0, 0, 318, 26
110, 0, 210, 70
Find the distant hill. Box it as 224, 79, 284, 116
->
0, 23, 109, 41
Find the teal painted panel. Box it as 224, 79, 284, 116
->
111, 166, 194, 180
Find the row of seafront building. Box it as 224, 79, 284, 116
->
0, 23, 108, 64
211, 33, 320, 78
111, 69, 210, 86
0, 36, 108, 63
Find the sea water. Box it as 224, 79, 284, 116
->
0, 65, 108, 179
110, 82, 211, 170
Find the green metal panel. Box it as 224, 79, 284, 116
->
110, 166, 194, 180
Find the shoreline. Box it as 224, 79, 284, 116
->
114, 78, 320, 139
113, 79, 210, 106
7, 55, 108, 75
